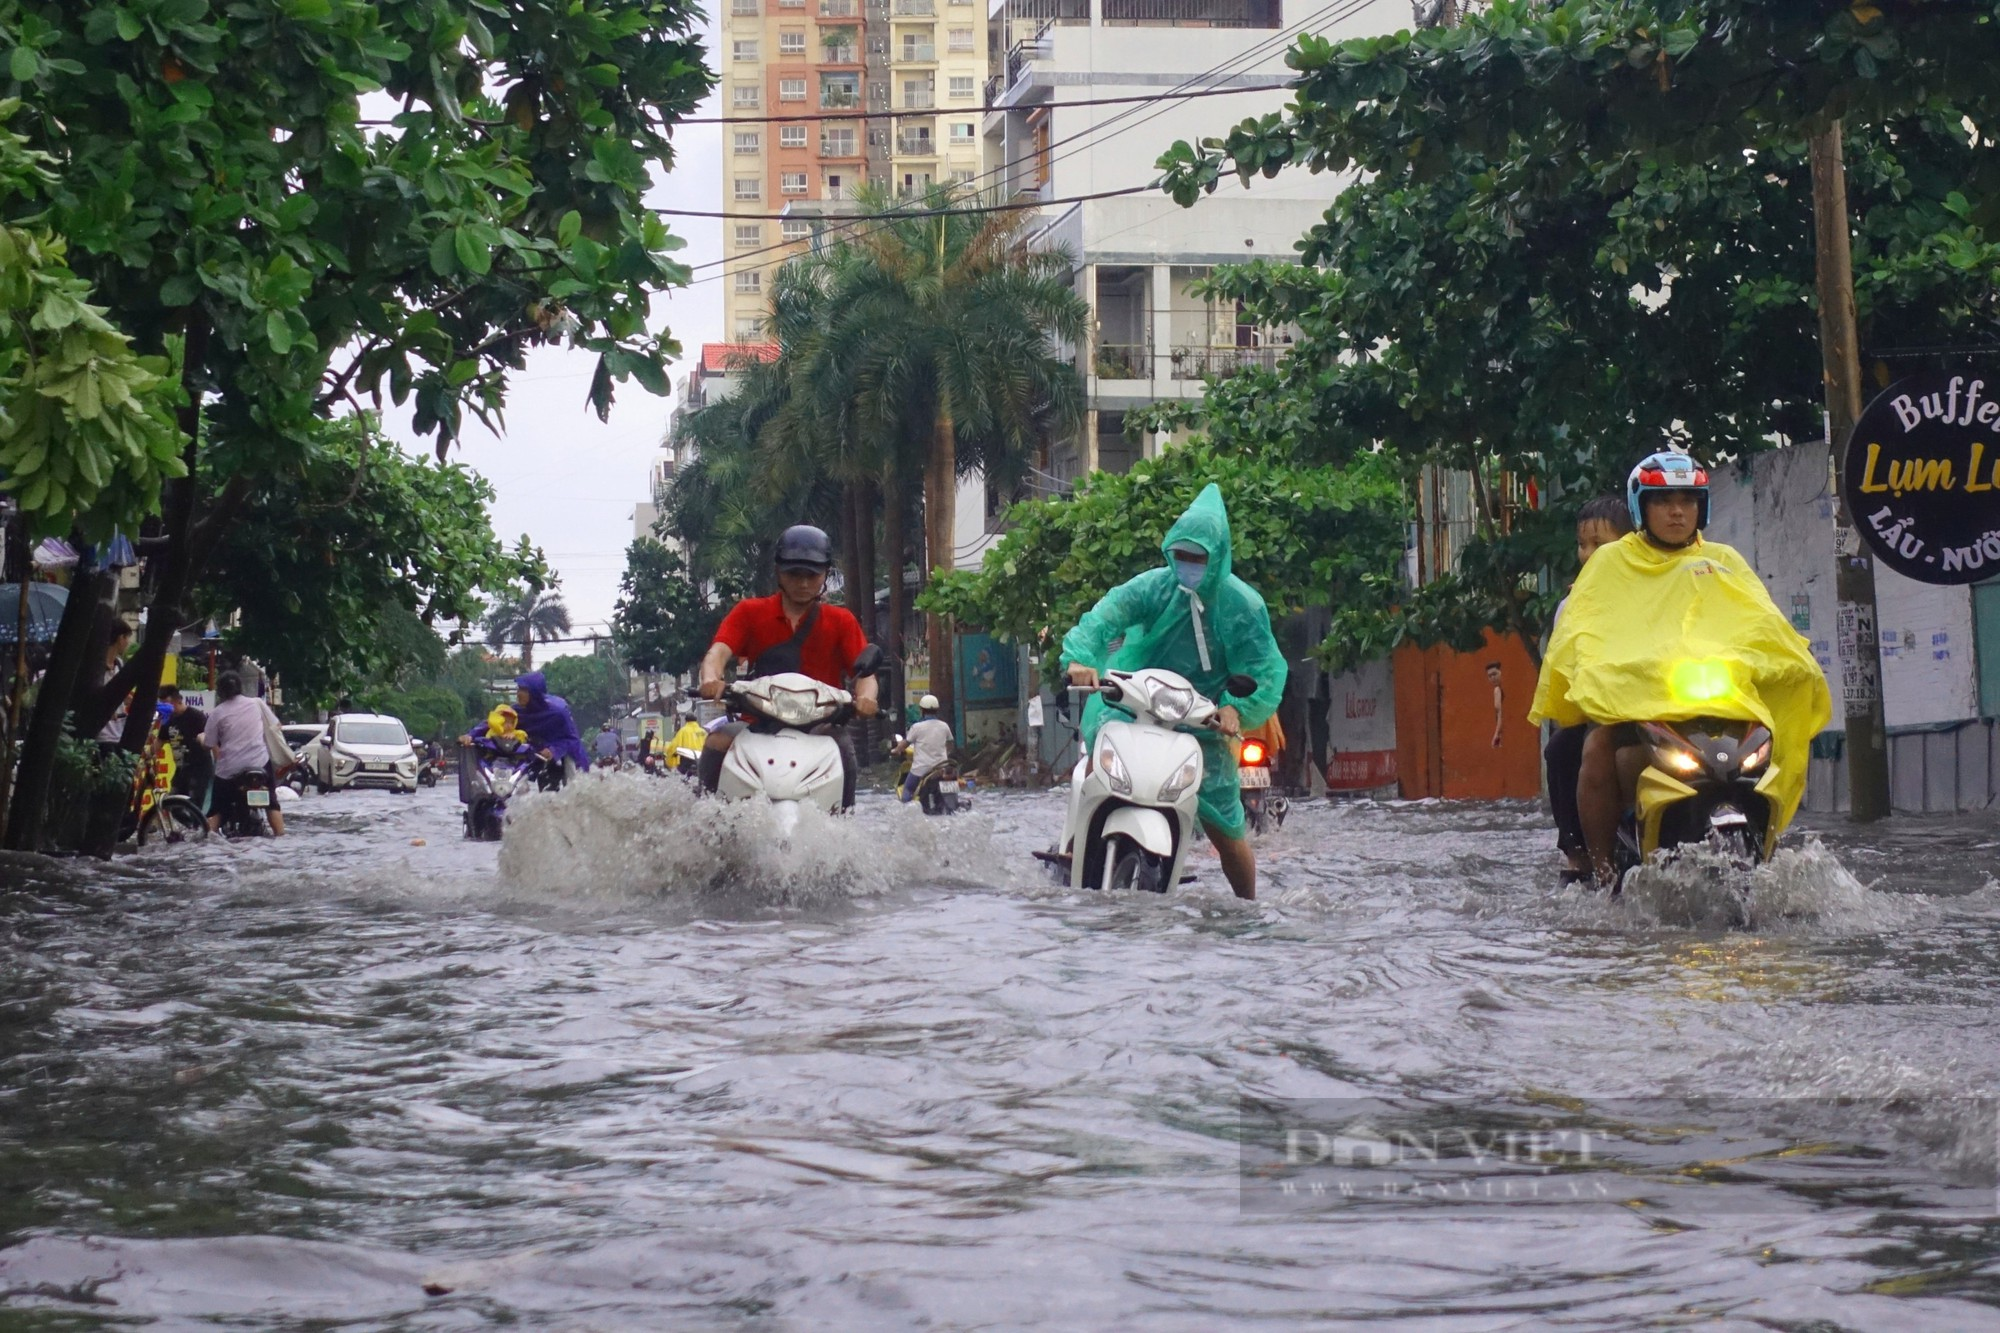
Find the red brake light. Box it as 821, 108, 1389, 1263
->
1240, 741, 1267, 765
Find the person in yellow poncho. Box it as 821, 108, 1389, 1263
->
1529, 452, 1833, 886
665, 708, 707, 770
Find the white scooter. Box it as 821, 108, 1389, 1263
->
716, 645, 882, 832
1037, 667, 1256, 894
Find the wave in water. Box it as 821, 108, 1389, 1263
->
497, 771, 1003, 912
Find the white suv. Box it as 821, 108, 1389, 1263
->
317, 713, 420, 793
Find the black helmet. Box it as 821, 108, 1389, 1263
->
775, 524, 833, 571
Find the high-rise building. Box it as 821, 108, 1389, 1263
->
720, 0, 988, 341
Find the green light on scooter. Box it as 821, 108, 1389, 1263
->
1668, 658, 1735, 705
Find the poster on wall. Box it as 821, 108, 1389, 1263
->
1843, 368, 2000, 584
956, 633, 1018, 705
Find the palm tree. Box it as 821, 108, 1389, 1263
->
806, 186, 1087, 718
483, 587, 571, 672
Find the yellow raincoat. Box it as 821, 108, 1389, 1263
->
1529, 533, 1832, 833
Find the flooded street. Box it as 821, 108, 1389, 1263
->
4, 777, 2000, 1329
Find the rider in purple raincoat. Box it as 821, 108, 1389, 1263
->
469, 672, 590, 776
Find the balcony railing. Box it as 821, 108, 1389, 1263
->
820, 135, 861, 156
1169, 344, 1284, 381
902, 90, 935, 109
1093, 342, 1150, 380
818, 0, 856, 12
1102, 0, 1278, 24
899, 43, 936, 60
822, 44, 858, 61
892, 0, 935, 14
821, 88, 860, 108
896, 135, 936, 155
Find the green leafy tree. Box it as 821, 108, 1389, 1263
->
1154, 1, 2000, 666
775, 187, 1087, 719
1, 0, 709, 849
540, 650, 625, 733
198, 414, 515, 705
484, 585, 571, 674
612, 538, 731, 677
921, 441, 1407, 679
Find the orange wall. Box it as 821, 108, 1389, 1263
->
1392, 630, 1544, 800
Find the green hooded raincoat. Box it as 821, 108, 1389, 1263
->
1059, 484, 1289, 840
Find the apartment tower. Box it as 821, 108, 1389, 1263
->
722, 0, 988, 341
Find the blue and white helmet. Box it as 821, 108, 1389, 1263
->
1626, 450, 1710, 531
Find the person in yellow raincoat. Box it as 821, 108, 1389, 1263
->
665, 708, 708, 770
1530, 452, 1832, 886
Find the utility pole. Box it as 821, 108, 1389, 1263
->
1808, 119, 1891, 822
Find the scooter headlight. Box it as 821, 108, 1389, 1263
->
1654, 744, 1703, 777
1741, 739, 1771, 771
1158, 751, 1201, 803
1095, 737, 1132, 795
1150, 684, 1196, 726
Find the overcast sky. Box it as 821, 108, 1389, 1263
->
382, 9, 729, 663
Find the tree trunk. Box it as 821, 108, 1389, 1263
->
839, 478, 865, 622
883, 461, 908, 717
856, 477, 878, 645
520, 634, 534, 673
925, 409, 957, 722
7, 565, 115, 851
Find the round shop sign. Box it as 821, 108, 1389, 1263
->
1843, 368, 2000, 585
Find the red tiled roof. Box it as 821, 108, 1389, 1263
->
701, 342, 779, 373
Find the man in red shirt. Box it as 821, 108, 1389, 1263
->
696, 524, 880, 806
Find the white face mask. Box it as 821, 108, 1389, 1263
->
1173, 556, 1207, 590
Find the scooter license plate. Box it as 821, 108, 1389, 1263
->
245, 789, 271, 808
939, 780, 960, 795
1238, 768, 1271, 788
1710, 808, 1749, 827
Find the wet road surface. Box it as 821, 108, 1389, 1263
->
3, 776, 1999, 1329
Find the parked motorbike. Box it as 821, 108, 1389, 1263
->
459, 742, 549, 841
1615, 716, 1776, 883
1237, 736, 1288, 835
1036, 667, 1255, 894
715, 645, 883, 832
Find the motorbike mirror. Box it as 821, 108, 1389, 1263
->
1224, 675, 1257, 698
851, 644, 886, 677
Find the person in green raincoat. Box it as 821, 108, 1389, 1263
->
1059, 484, 1289, 900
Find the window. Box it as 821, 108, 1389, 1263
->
948, 27, 974, 51
778, 29, 806, 54
902, 171, 932, 193
902, 79, 933, 109
949, 76, 974, 99
735, 270, 762, 294
826, 171, 846, 198
781, 171, 808, 194
734, 130, 760, 154
949, 121, 974, 144
731, 0, 757, 12
734, 320, 761, 340
778, 0, 803, 7
732, 84, 760, 108
732, 39, 758, 61
734, 224, 762, 247
734, 176, 761, 200
779, 125, 807, 148
822, 127, 856, 155
779, 78, 807, 101
782, 219, 812, 241
821, 74, 859, 108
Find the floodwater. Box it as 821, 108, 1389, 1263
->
3, 775, 2000, 1329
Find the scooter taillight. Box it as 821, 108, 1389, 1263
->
1240, 740, 1267, 766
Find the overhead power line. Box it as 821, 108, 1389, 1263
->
682, 80, 1282, 127
656, 182, 1155, 224
683, 0, 1384, 283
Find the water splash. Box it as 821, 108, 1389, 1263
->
1611, 836, 1924, 934
496, 771, 1002, 913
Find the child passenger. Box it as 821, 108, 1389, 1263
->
1546, 495, 1633, 881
